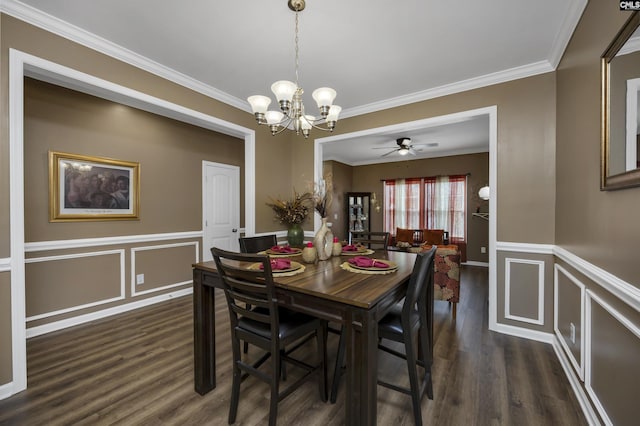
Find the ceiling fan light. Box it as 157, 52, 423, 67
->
398, 147, 410, 156
271, 80, 297, 103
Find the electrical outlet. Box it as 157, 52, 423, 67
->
334, 213, 338, 220
480, 246, 487, 254
136, 274, 145, 285
570, 322, 576, 344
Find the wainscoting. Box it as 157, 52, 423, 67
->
23, 231, 200, 338
495, 242, 640, 425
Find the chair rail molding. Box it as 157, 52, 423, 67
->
554, 246, 640, 313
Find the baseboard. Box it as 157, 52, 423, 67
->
490, 322, 555, 343
0, 382, 14, 400
26, 287, 192, 338
463, 260, 489, 267
551, 337, 601, 425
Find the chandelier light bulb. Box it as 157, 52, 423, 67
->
300, 115, 314, 130
326, 105, 341, 122
312, 87, 337, 108
271, 80, 297, 103
247, 95, 271, 114
265, 110, 285, 125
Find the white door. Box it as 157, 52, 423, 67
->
203, 161, 240, 261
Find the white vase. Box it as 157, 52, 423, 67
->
314, 217, 334, 261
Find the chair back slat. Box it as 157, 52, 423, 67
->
211, 247, 279, 331
239, 234, 278, 253
350, 231, 390, 250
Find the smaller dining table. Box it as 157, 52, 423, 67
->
192, 249, 417, 426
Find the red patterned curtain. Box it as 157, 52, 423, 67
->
384, 175, 467, 242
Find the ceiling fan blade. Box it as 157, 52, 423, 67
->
372, 146, 397, 150
407, 149, 417, 156
380, 149, 398, 157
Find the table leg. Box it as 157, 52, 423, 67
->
193, 269, 216, 395
345, 309, 378, 425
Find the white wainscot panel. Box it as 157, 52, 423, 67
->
554, 264, 586, 380
25, 249, 125, 321
130, 241, 199, 297
504, 257, 545, 325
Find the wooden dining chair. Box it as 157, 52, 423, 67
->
211, 247, 328, 426
350, 231, 390, 250
239, 234, 278, 254
330, 247, 437, 426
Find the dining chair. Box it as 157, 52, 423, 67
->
330, 246, 437, 426
211, 247, 328, 426
238, 234, 279, 354
350, 231, 390, 250
239, 234, 279, 254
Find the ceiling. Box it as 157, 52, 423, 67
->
4, 0, 586, 165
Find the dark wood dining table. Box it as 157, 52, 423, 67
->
192, 250, 417, 426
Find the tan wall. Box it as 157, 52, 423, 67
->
296, 74, 556, 244
555, 259, 640, 425
24, 78, 244, 239
0, 272, 11, 384
0, 13, 283, 386
554, 4, 640, 423
324, 160, 353, 241
350, 152, 489, 262
556, 3, 639, 287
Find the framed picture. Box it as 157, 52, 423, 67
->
49, 151, 140, 222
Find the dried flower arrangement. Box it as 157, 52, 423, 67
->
311, 174, 333, 219
266, 190, 313, 226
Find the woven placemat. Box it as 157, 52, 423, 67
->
340, 262, 398, 275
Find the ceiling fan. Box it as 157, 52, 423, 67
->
374, 138, 437, 157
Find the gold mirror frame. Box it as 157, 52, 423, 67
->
601, 11, 640, 190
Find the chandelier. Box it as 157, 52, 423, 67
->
247, 0, 341, 138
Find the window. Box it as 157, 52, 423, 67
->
383, 175, 467, 242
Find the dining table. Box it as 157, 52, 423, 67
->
192, 249, 417, 426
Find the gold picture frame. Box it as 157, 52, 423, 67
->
49, 151, 140, 222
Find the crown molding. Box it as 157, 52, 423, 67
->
339, 61, 555, 119
547, 0, 588, 68
0, 0, 250, 113
1, 0, 588, 120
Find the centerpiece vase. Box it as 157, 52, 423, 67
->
314, 217, 334, 261
287, 223, 304, 248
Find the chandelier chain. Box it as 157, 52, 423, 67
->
294, 10, 299, 88
246, 0, 340, 138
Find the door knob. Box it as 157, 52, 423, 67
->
232, 228, 238, 233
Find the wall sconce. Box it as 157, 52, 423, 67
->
478, 186, 490, 200
371, 192, 381, 213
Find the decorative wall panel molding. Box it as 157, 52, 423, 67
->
24, 230, 203, 252
554, 246, 640, 313
130, 242, 199, 297
585, 290, 640, 426
554, 263, 586, 380
25, 249, 125, 321
504, 257, 545, 325
0, 258, 11, 272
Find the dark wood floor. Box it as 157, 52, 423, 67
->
0, 266, 587, 425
